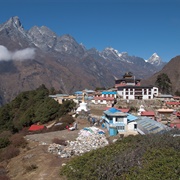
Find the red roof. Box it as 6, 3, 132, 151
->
170, 123, 180, 129
176, 112, 180, 117
141, 111, 155, 116
171, 119, 180, 124
166, 101, 180, 105
173, 96, 180, 100
29, 125, 45, 131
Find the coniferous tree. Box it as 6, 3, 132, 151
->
155, 73, 172, 94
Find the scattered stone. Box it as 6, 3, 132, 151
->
112, 139, 118, 143
39, 142, 47, 145
22, 154, 34, 160
48, 127, 109, 158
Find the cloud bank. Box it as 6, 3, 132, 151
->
0, 45, 35, 61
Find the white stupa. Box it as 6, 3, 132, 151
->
76, 93, 89, 114
137, 105, 145, 115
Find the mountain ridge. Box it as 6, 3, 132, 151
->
0, 16, 167, 105
142, 55, 180, 94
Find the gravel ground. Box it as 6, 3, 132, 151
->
25, 118, 93, 144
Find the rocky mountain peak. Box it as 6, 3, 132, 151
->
55, 34, 85, 55
147, 53, 163, 66
28, 25, 57, 50
101, 47, 122, 60
0, 17, 167, 105
2, 16, 23, 30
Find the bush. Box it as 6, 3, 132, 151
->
0, 175, 10, 180
0, 165, 10, 180
0, 131, 12, 138
52, 138, 67, 146
60, 133, 180, 180
1, 145, 20, 160
10, 133, 27, 148
60, 114, 75, 125
0, 137, 10, 149
25, 164, 38, 172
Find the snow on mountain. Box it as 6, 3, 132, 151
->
0, 16, 167, 105
101, 47, 121, 60
147, 53, 163, 66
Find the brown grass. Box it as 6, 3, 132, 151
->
1, 145, 20, 161
10, 133, 27, 148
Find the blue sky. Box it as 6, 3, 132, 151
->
0, 0, 180, 62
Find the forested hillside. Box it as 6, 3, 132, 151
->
0, 84, 76, 133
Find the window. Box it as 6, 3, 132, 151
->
116, 117, 124, 122
107, 116, 113, 120
117, 126, 125, 131
144, 89, 147, 95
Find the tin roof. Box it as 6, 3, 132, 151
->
136, 117, 170, 135
104, 107, 127, 117
102, 91, 117, 95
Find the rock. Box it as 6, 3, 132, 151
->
47, 127, 109, 158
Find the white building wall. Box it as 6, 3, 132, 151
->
142, 95, 149, 99
91, 99, 109, 105
153, 87, 158, 96
118, 87, 159, 100
112, 117, 128, 124
127, 122, 137, 130
128, 95, 135, 100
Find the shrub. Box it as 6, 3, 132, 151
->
1, 145, 20, 160
52, 138, 67, 146
0, 165, 7, 175
60, 133, 180, 180
0, 165, 10, 180
0, 137, 10, 149
10, 133, 27, 148
0, 175, 10, 180
25, 164, 38, 172
60, 114, 75, 124
0, 131, 12, 139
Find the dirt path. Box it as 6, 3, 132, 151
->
25, 118, 91, 144
5, 118, 97, 180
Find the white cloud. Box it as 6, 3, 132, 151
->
0, 45, 35, 61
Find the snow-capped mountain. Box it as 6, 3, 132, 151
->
0, 16, 166, 105
147, 53, 163, 66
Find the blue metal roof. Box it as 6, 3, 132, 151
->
104, 108, 127, 117
104, 108, 138, 122
74, 91, 83, 95
108, 107, 120, 113
127, 113, 138, 122
102, 91, 117, 95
